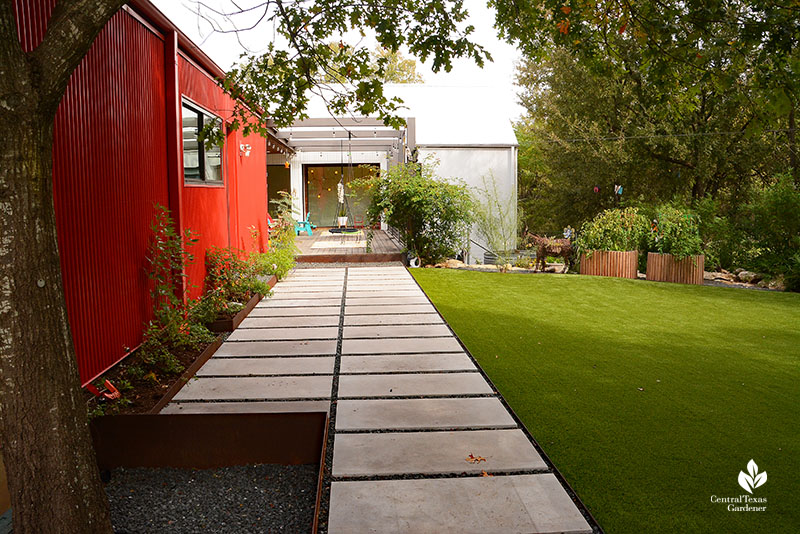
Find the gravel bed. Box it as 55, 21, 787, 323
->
106, 464, 317, 533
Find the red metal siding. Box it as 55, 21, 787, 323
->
12, 0, 56, 52
54, 10, 169, 385
235, 133, 268, 252
14, 2, 269, 383
15, 3, 170, 385
177, 56, 268, 296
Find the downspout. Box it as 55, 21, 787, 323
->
164, 30, 186, 298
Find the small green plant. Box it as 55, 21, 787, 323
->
575, 207, 648, 255
646, 205, 703, 259
142, 205, 214, 377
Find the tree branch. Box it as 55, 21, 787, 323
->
0, 1, 27, 95
29, 0, 127, 115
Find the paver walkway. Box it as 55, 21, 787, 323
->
164, 266, 593, 533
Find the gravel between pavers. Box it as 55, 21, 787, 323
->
106, 464, 317, 534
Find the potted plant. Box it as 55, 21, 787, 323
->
337, 204, 348, 227
575, 207, 647, 278
646, 206, 705, 284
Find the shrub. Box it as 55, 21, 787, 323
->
745, 175, 800, 290
357, 158, 474, 264
206, 247, 270, 302
251, 246, 296, 280
575, 207, 648, 254
694, 197, 751, 270
646, 205, 703, 259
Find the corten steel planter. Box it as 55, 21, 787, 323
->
205, 275, 277, 333
0, 450, 9, 517
646, 252, 705, 285
579, 250, 639, 279
91, 412, 329, 533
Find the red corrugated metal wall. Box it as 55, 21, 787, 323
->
15, 3, 170, 384
53, 10, 169, 385
14, 2, 269, 383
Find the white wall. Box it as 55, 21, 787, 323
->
269, 151, 390, 221
418, 146, 517, 263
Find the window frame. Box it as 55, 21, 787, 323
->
181, 99, 225, 186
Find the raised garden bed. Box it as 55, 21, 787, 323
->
92, 412, 328, 533
205, 275, 277, 333
85, 335, 222, 416
579, 250, 638, 279
646, 252, 705, 285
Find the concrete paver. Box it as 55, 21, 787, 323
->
270, 291, 343, 299
332, 429, 546, 476
248, 306, 340, 317
346, 296, 429, 306
228, 326, 339, 341
257, 297, 342, 307
339, 353, 475, 373
162, 400, 330, 414
342, 337, 463, 354
172, 375, 333, 401
197, 356, 335, 376
345, 304, 437, 315
338, 372, 491, 397
335, 398, 517, 431
343, 324, 452, 339
215, 339, 336, 357
239, 316, 340, 328
343, 313, 443, 326
328, 475, 592, 534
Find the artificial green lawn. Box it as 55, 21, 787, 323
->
411, 269, 799, 533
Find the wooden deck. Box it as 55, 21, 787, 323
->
296, 229, 405, 263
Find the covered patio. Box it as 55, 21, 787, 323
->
295, 229, 405, 263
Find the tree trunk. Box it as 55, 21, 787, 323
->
0, 111, 113, 532
789, 104, 798, 187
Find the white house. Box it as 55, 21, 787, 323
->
267, 84, 518, 262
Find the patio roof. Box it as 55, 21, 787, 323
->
275, 117, 410, 158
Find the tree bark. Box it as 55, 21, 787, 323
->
0, 110, 113, 534
0, 1, 127, 532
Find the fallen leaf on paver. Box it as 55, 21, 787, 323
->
466, 454, 486, 464
481, 470, 493, 477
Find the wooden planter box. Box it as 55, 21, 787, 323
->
646, 253, 705, 285
206, 275, 277, 333
579, 250, 638, 279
